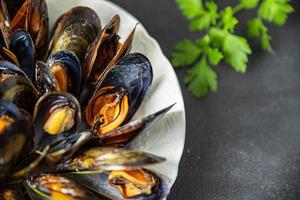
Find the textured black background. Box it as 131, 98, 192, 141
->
8, 0, 300, 199
108, 1, 300, 199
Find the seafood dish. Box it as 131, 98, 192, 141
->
0, 0, 174, 199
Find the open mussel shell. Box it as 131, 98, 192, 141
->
0, 60, 26, 77
46, 130, 93, 165
85, 53, 153, 136
46, 50, 82, 97
83, 15, 121, 86
0, 100, 34, 182
35, 61, 57, 96
100, 104, 175, 147
9, 29, 36, 83
67, 169, 169, 200
82, 15, 137, 101
10, 0, 49, 58
0, 0, 11, 48
26, 0, 49, 58
0, 44, 20, 66
49, 6, 101, 63
0, 68, 38, 114
57, 147, 165, 173
33, 92, 81, 149
24, 174, 106, 200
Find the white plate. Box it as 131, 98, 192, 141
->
46, 0, 186, 189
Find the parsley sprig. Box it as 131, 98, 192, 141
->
172, 0, 294, 97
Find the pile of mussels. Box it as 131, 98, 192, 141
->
0, 0, 173, 199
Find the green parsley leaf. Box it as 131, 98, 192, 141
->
184, 59, 218, 97
189, 1, 218, 31
223, 32, 252, 73
247, 18, 261, 38
173, 0, 293, 97
247, 18, 272, 51
171, 39, 201, 67
210, 28, 251, 73
240, 0, 260, 9
196, 35, 211, 49
208, 48, 223, 65
176, 0, 203, 20
258, 0, 294, 26
221, 7, 238, 32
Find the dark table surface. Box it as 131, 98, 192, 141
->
109, 1, 300, 200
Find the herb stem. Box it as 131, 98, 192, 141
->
233, 3, 244, 14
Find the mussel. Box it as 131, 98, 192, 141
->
49, 6, 101, 63
10, 0, 49, 57
82, 15, 136, 100
99, 104, 175, 147
35, 61, 57, 96
24, 174, 106, 200
85, 53, 153, 136
66, 170, 169, 200
0, 61, 38, 114
0, 100, 33, 181
46, 50, 82, 97
57, 147, 165, 173
0, 0, 11, 48
0, 3, 174, 200
9, 29, 36, 83
33, 92, 81, 148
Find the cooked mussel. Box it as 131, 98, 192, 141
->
46, 130, 93, 165
0, 62, 38, 113
57, 147, 165, 173
0, 44, 20, 66
46, 50, 82, 97
99, 104, 174, 147
85, 53, 153, 136
9, 29, 36, 83
0, 100, 34, 182
49, 6, 101, 63
33, 92, 81, 148
35, 61, 57, 96
24, 174, 106, 200
0, 0, 11, 48
67, 169, 169, 200
82, 15, 136, 97
11, 0, 49, 58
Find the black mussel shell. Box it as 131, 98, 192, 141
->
97, 53, 152, 122
0, 60, 27, 78
83, 15, 121, 86
57, 147, 165, 173
100, 104, 174, 147
49, 6, 101, 64
33, 92, 81, 149
0, 0, 11, 48
67, 169, 169, 200
46, 131, 93, 165
9, 29, 36, 83
35, 61, 57, 96
85, 53, 153, 136
0, 100, 34, 182
24, 174, 106, 200
26, 0, 49, 58
0, 44, 20, 66
46, 50, 82, 97
0, 71, 38, 114
9, 0, 49, 59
